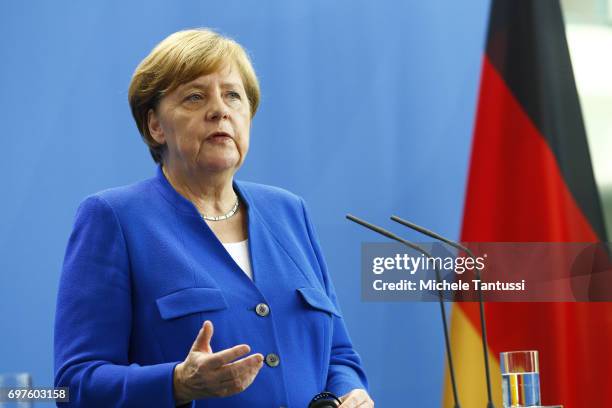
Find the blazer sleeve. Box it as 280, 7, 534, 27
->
54, 196, 188, 408
299, 198, 369, 397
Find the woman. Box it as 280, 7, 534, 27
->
54, 29, 373, 407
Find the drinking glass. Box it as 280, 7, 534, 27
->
500, 351, 540, 407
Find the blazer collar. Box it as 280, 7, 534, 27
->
154, 165, 253, 217
153, 166, 308, 292
154, 166, 271, 286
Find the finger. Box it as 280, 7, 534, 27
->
217, 369, 259, 395
354, 400, 373, 408
338, 398, 353, 408
214, 367, 259, 399
338, 397, 358, 408
216, 353, 264, 382
339, 393, 350, 403
216, 355, 264, 395
338, 394, 365, 408
191, 320, 214, 352
339, 393, 372, 408
206, 344, 252, 368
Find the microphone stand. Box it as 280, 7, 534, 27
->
390, 215, 495, 408
346, 214, 461, 408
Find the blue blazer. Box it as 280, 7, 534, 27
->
54, 167, 367, 407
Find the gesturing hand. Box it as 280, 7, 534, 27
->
338, 389, 374, 408
173, 320, 264, 406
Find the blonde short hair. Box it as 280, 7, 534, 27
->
128, 28, 260, 163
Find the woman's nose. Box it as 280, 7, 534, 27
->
206, 93, 230, 121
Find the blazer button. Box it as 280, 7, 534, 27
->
265, 353, 280, 367
255, 303, 270, 317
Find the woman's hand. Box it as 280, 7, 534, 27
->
338, 388, 374, 408
173, 320, 264, 406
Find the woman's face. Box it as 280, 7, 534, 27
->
148, 64, 251, 176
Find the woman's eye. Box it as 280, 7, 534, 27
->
185, 93, 203, 102
227, 91, 241, 100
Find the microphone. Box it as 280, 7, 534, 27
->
390, 215, 495, 408
345, 214, 461, 408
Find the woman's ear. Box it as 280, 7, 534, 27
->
147, 109, 165, 145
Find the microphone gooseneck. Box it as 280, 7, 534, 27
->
346, 214, 461, 408
390, 215, 495, 408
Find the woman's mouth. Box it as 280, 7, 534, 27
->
207, 132, 233, 142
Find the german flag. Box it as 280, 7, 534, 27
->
443, 1, 611, 407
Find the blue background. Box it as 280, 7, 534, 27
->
0, 1, 490, 406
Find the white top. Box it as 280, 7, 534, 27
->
222, 239, 253, 280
